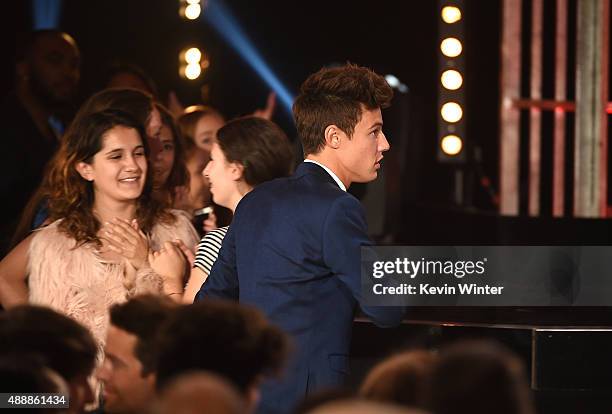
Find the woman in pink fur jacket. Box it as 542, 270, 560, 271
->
0, 108, 198, 348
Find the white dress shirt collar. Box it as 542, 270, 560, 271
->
304, 159, 347, 192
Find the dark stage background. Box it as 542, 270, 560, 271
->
1, 0, 502, 214
3, 3, 612, 412
4, 0, 612, 293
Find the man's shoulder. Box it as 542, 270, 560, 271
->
241, 171, 348, 208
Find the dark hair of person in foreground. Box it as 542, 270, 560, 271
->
154, 300, 290, 394
426, 340, 535, 414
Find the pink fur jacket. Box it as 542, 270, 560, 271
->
27, 210, 199, 348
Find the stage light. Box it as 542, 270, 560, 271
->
437, 0, 465, 165
440, 37, 462, 57
385, 74, 400, 88
441, 135, 463, 155
441, 6, 462, 24
179, 0, 203, 20
33, 0, 63, 29
183, 63, 202, 80
184, 47, 202, 64
441, 102, 463, 123
201, 0, 295, 116
184, 3, 201, 19
385, 74, 409, 93
441, 69, 463, 90
180, 47, 208, 80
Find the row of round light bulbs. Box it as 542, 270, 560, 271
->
179, 1, 205, 80
180, 0, 202, 20
440, 5, 463, 156
179, 47, 209, 80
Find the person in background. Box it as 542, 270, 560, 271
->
154, 372, 246, 414
154, 301, 289, 414
103, 62, 158, 98
425, 340, 535, 414
359, 350, 436, 409
0, 355, 70, 414
306, 400, 427, 414
0, 29, 80, 256
162, 95, 279, 237
0, 109, 198, 348
151, 116, 294, 303
3, 91, 196, 321
179, 105, 225, 153
153, 103, 190, 208
176, 105, 227, 234
97, 295, 177, 414
10, 87, 184, 248
0, 305, 98, 414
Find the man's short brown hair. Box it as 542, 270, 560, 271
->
110, 295, 177, 376
292, 63, 393, 156
155, 300, 289, 394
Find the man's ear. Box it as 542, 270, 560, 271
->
324, 125, 342, 149
75, 162, 94, 182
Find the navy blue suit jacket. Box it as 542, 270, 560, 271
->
195, 162, 405, 413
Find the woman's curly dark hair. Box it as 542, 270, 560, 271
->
11, 88, 177, 248
46, 109, 173, 247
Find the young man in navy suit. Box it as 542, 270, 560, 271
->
196, 63, 406, 413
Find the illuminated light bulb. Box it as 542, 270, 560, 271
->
185, 3, 201, 19
440, 37, 462, 57
441, 69, 463, 90
441, 102, 463, 123
385, 74, 399, 88
184, 63, 201, 80
441, 135, 463, 155
184, 47, 202, 64
441, 6, 462, 23
186, 0, 200, 4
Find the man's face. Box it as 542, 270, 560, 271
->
27, 33, 80, 105
97, 325, 155, 414
336, 107, 390, 186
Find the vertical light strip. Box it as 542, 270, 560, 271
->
32, 0, 63, 29
597, 0, 609, 216
552, 0, 567, 217
528, 0, 543, 216
500, 0, 522, 215
437, 0, 466, 164
574, 0, 608, 217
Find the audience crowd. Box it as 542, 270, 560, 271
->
0, 29, 538, 414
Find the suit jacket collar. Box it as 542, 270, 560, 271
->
295, 161, 343, 189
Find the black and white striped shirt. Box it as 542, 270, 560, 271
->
193, 226, 229, 275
